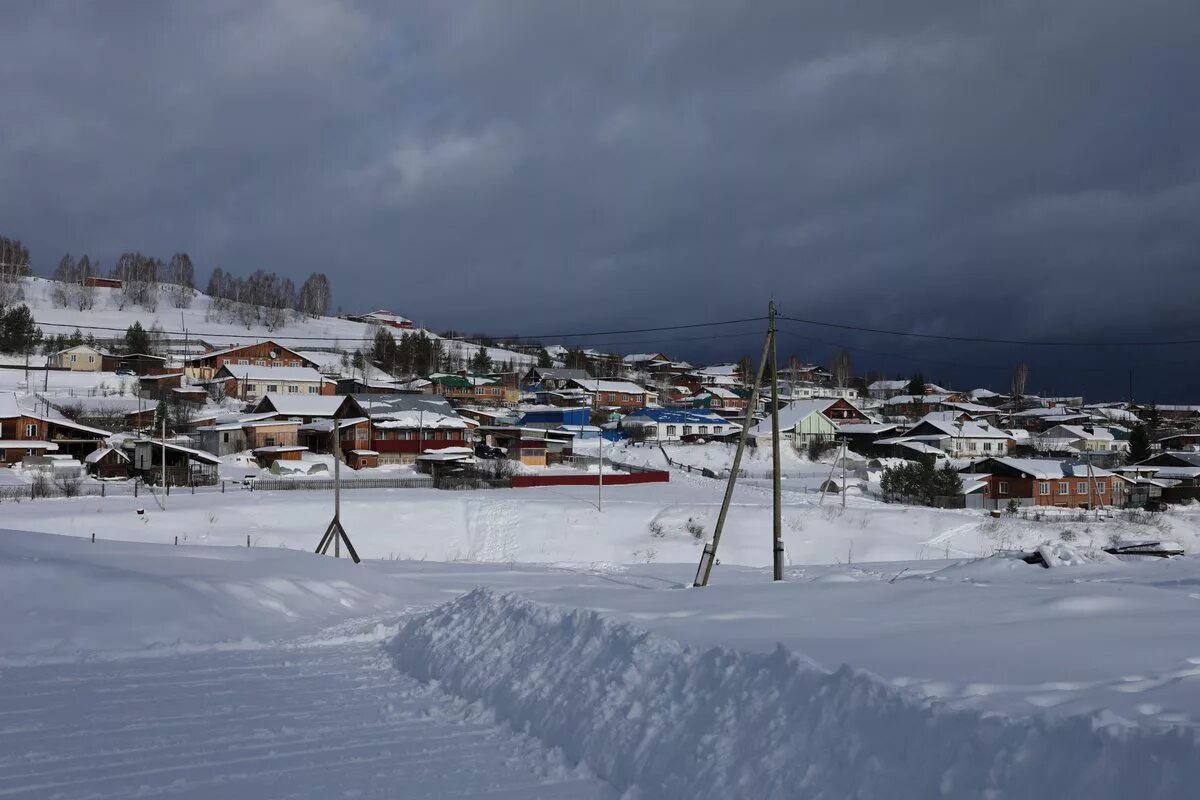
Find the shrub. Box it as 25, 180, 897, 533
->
880, 461, 963, 507
648, 520, 666, 538
685, 517, 705, 540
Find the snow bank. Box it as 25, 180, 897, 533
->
393, 588, 1200, 799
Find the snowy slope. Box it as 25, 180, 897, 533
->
13, 276, 536, 367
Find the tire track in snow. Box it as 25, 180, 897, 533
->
0, 635, 616, 799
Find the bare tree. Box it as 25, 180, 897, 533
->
51, 253, 76, 307
296, 273, 331, 317
165, 253, 195, 308
1010, 362, 1029, 401
830, 348, 854, 388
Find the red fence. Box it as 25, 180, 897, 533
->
512, 471, 670, 488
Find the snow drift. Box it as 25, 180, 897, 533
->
392, 588, 1200, 799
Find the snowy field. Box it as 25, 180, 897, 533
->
5, 471, 1200, 796
4, 527, 1200, 797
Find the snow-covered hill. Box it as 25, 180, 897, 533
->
12, 276, 536, 367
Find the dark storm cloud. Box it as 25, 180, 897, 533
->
2, 0, 1199, 398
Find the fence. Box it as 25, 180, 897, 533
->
249, 476, 435, 492
512, 471, 669, 488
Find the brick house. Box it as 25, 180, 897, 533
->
567, 378, 650, 411
961, 457, 1131, 509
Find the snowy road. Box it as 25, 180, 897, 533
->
0, 626, 616, 800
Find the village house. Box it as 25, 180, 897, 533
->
1036, 424, 1125, 455
184, 341, 319, 380
215, 364, 334, 402
520, 366, 593, 392
887, 418, 1015, 459
52, 344, 115, 372
748, 399, 841, 448
622, 408, 739, 442
252, 393, 367, 425
352, 393, 470, 466
568, 378, 651, 411
429, 373, 519, 406
690, 386, 748, 412
0, 392, 110, 465
960, 457, 1131, 509
881, 393, 966, 419
121, 438, 220, 486
474, 426, 575, 467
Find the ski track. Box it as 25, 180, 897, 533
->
0, 632, 616, 800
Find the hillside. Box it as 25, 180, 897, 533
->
9, 276, 537, 368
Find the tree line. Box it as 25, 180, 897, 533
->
205, 268, 331, 329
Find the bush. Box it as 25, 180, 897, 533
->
54, 474, 83, 498
1005, 499, 1020, 516
807, 438, 836, 461
648, 520, 666, 538
685, 517, 705, 540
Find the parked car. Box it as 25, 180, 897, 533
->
114, 368, 136, 376
474, 444, 505, 460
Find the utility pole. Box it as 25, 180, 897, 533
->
768, 301, 783, 581
161, 413, 167, 504
695, 305, 773, 588
598, 414, 604, 512
841, 437, 847, 510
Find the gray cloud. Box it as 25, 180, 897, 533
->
2, 0, 1198, 398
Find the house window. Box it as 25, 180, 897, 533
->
309, 386, 319, 393
1078, 482, 1089, 494
267, 385, 278, 392
699, 426, 708, 434
288, 385, 299, 393
70, 354, 77, 363
25, 423, 38, 437
1058, 482, 1070, 495
88, 355, 95, 363
1096, 483, 1105, 494
683, 426, 693, 436
256, 360, 267, 367
264, 436, 276, 447
1039, 482, 1050, 495
983, 442, 992, 451
665, 425, 677, 437
222, 432, 229, 443
245, 383, 256, 392
998, 481, 1009, 494
238, 359, 249, 365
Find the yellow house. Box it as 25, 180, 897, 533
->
53, 344, 110, 372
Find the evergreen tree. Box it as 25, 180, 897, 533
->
0, 305, 42, 354
537, 348, 553, 368
905, 373, 927, 396
124, 321, 150, 354
1128, 423, 1151, 463
370, 327, 397, 371
470, 345, 492, 374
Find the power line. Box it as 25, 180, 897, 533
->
779, 315, 1200, 347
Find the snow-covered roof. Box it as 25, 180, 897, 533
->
255, 394, 349, 417
908, 419, 1013, 440
1040, 425, 1115, 442
0, 392, 111, 436
976, 457, 1121, 480
569, 379, 649, 394
0, 439, 57, 450
836, 423, 899, 434
84, 446, 129, 464
353, 309, 412, 325
623, 408, 734, 426
748, 399, 838, 436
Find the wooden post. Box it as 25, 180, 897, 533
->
695, 313, 773, 587
768, 301, 783, 581
247, 534, 250, 548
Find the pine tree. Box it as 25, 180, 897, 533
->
537, 348, 552, 368
0, 305, 42, 354
124, 321, 150, 355
905, 373, 927, 396
1128, 423, 1151, 463
470, 345, 492, 374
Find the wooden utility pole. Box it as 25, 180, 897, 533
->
161, 415, 167, 503
315, 413, 361, 563
768, 301, 783, 581
694, 306, 772, 588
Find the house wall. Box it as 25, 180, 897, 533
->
56, 347, 105, 372
245, 424, 299, 449
188, 342, 312, 379
642, 420, 731, 442
224, 377, 331, 402
980, 473, 1128, 508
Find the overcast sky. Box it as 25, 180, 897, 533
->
2, 1, 1198, 400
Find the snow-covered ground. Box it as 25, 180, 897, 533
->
4, 527, 1200, 797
